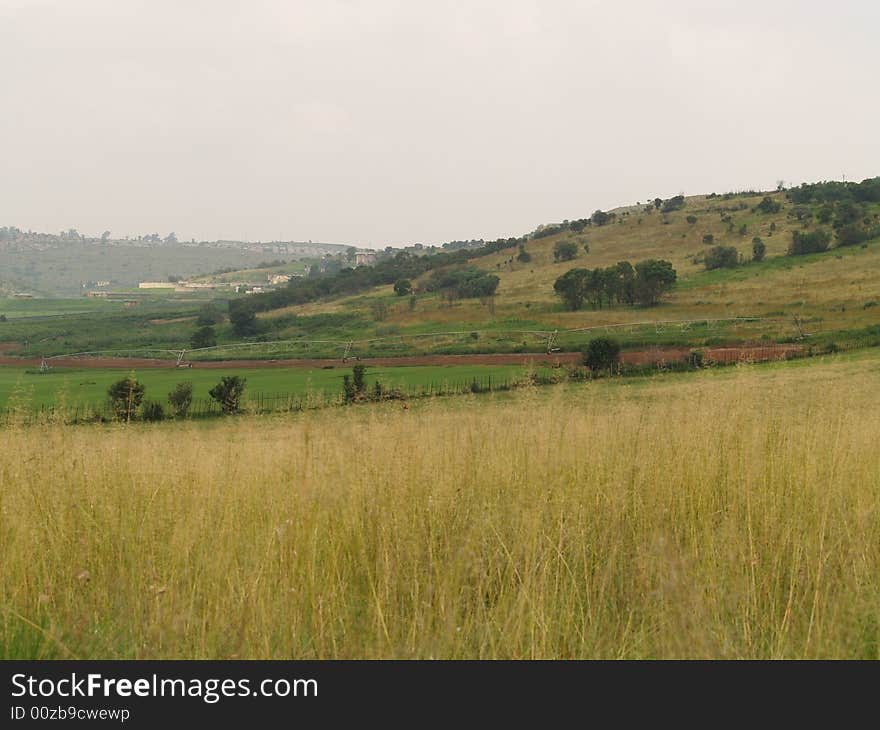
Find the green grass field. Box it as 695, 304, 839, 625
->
0, 363, 531, 411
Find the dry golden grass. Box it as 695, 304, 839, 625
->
2, 352, 879, 659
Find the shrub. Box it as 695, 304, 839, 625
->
704, 246, 739, 270
141, 401, 165, 422
393, 279, 413, 296
582, 337, 621, 373
686, 215, 697, 224
168, 382, 193, 418
108, 376, 145, 422
789, 228, 831, 255
553, 240, 579, 262
190, 325, 217, 349
702, 234, 714, 244
755, 196, 781, 214
516, 245, 531, 263
208, 375, 246, 414
752, 237, 766, 262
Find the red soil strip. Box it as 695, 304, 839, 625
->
0, 345, 804, 370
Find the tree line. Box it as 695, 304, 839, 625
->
553, 259, 676, 311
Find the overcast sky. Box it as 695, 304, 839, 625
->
1, 1, 877, 247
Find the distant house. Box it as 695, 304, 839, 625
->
355, 250, 377, 266
268, 273, 293, 285
138, 282, 176, 289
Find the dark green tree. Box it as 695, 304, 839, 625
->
393, 278, 413, 296
209, 375, 246, 414
582, 337, 621, 374
108, 376, 145, 422
553, 240, 579, 262
633, 259, 676, 306
553, 268, 590, 310
168, 382, 193, 418
752, 237, 766, 262
190, 325, 217, 349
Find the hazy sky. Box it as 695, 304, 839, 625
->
1, 1, 878, 247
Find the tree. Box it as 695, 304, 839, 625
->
196, 303, 223, 326
615, 261, 636, 305
634, 259, 676, 306
108, 376, 145, 422
704, 246, 739, 270
686, 215, 697, 224
752, 237, 766, 262
789, 228, 831, 255
553, 240, 579, 262
393, 278, 413, 296
755, 196, 781, 214
168, 382, 193, 418
553, 268, 590, 310
591, 210, 611, 226
346, 246, 357, 264
352, 363, 367, 395
516, 244, 531, 263
190, 325, 217, 349
209, 376, 246, 414
229, 305, 259, 336
583, 337, 621, 374
702, 234, 714, 244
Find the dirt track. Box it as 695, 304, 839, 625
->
0, 345, 803, 370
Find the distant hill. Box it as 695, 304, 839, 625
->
0, 230, 352, 296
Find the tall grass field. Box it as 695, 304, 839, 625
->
1, 352, 878, 658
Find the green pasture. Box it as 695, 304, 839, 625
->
0, 363, 531, 411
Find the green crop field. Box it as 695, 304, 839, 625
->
0, 363, 531, 412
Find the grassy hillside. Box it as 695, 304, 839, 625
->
245, 188, 880, 352
2, 184, 878, 359
3, 350, 878, 659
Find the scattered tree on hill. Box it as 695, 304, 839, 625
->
789, 228, 831, 255
229, 305, 259, 336
554, 259, 674, 310
108, 376, 145, 422
393, 278, 412, 296
553, 268, 590, 310
752, 237, 766, 262
553, 240, 579, 262
633, 259, 677, 306
754, 196, 782, 214
190, 325, 217, 349
702, 234, 714, 244
582, 337, 621, 374
591, 210, 611, 226
704, 245, 739, 270
209, 375, 246, 414
168, 382, 193, 418
516, 244, 532, 263
686, 215, 697, 224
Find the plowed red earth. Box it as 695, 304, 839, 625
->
0, 345, 803, 370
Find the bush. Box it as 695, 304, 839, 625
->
516, 245, 531, 263
553, 240, 579, 262
141, 401, 165, 422
208, 375, 246, 414
789, 228, 831, 255
754, 196, 781, 214
704, 245, 739, 270
393, 278, 413, 296
686, 215, 697, 224
107, 376, 145, 422
168, 381, 193, 418
190, 325, 217, 349
702, 234, 714, 244
582, 337, 621, 374
752, 237, 766, 262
